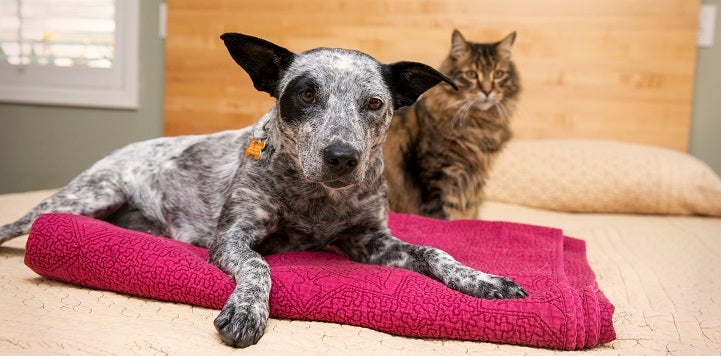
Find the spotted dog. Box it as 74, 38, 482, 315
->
0, 33, 527, 347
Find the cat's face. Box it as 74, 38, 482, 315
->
438, 30, 520, 114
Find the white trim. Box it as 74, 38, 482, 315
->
0, 0, 139, 109
159, 2, 167, 39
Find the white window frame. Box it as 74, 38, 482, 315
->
0, 0, 139, 109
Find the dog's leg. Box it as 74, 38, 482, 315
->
210, 248, 270, 348
334, 230, 527, 299
207, 216, 273, 348
0, 172, 126, 245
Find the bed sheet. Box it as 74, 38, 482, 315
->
1, 190, 720, 355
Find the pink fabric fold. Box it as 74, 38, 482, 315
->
24, 212, 615, 350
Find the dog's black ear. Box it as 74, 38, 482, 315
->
220, 33, 295, 97
383, 62, 458, 109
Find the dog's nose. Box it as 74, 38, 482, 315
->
322, 143, 360, 177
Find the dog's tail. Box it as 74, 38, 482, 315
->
0, 213, 37, 245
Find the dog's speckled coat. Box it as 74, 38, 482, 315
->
0, 33, 527, 348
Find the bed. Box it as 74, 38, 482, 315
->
4, 0, 720, 354
1, 138, 720, 354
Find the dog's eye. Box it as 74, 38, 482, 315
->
367, 97, 383, 111
299, 88, 316, 104
465, 71, 477, 79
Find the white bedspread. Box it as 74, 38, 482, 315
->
1, 190, 720, 355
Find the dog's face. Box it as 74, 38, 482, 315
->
221, 33, 456, 189
275, 49, 395, 188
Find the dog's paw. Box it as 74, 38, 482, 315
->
213, 299, 269, 348
472, 275, 529, 299
449, 273, 528, 300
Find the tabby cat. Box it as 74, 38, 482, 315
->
383, 30, 520, 220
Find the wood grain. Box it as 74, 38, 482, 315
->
164, 0, 700, 151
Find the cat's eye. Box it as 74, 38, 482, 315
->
299, 88, 316, 104
494, 70, 506, 78
465, 70, 478, 79
367, 97, 383, 111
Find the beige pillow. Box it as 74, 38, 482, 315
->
485, 139, 721, 216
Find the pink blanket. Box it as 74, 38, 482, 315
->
24, 212, 615, 350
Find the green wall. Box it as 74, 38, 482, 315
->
0, 2, 719, 194
690, 0, 721, 177
0, 0, 165, 194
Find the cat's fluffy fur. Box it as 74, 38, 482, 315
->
384, 30, 520, 219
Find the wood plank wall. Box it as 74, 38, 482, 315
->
164, 0, 700, 151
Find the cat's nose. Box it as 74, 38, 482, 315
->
480, 84, 493, 96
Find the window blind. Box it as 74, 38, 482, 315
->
0, 0, 115, 69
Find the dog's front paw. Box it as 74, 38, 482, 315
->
213, 298, 269, 348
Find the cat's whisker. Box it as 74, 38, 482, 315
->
495, 102, 510, 120
453, 101, 474, 128
500, 102, 513, 120
452, 104, 464, 127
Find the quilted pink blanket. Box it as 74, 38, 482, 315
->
24, 212, 615, 350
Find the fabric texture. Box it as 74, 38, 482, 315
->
24, 212, 615, 350
485, 139, 721, 216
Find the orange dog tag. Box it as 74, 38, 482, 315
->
244, 139, 266, 160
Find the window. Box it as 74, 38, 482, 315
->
0, 0, 138, 109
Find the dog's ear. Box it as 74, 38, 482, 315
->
383, 62, 458, 109
220, 33, 295, 97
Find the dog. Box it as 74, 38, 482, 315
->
0, 33, 527, 348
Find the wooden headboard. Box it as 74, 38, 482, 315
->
164, 0, 700, 151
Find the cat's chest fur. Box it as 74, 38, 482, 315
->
418, 106, 511, 161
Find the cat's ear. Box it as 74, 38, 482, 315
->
496, 32, 517, 60
383, 61, 458, 109
450, 29, 471, 60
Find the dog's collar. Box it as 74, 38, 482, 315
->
245, 115, 271, 161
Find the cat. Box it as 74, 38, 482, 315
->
383, 30, 520, 220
